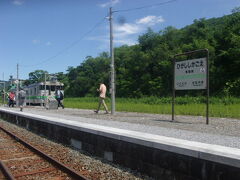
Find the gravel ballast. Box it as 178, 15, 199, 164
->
0, 119, 152, 180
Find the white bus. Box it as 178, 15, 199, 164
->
25, 81, 64, 106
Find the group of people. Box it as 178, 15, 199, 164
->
6, 88, 26, 111
53, 83, 110, 113
4, 83, 109, 113
6, 88, 65, 111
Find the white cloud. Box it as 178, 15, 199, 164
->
112, 15, 164, 45
32, 40, 52, 46
136, 16, 165, 26
46, 41, 52, 46
114, 23, 141, 36
99, 0, 120, 8
32, 39, 40, 44
87, 23, 141, 46
12, 0, 24, 6
88, 15, 165, 46
114, 39, 136, 46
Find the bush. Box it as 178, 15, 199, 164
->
223, 79, 240, 97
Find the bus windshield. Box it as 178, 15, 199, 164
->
39, 85, 63, 91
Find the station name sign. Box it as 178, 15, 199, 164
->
175, 58, 207, 90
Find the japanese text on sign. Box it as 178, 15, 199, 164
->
175, 58, 207, 90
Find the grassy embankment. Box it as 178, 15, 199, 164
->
64, 96, 240, 119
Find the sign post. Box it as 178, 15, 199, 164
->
172, 49, 209, 124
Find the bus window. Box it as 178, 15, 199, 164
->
40, 85, 49, 90
51, 86, 56, 91
56, 86, 63, 90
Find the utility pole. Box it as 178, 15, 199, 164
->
44, 73, 47, 107
109, 7, 115, 115
16, 64, 19, 106
3, 73, 5, 105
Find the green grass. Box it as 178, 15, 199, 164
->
64, 97, 240, 119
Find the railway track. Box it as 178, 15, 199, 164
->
0, 124, 89, 180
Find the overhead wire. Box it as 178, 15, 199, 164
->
21, 14, 108, 68
20, 0, 178, 69
114, 0, 177, 13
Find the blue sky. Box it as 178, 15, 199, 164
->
0, 0, 239, 80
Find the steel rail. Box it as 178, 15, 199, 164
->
0, 160, 15, 180
0, 125, 89, 180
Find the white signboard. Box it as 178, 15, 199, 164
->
175, 58, 207, 90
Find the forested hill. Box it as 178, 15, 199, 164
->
59, 11, 240, 98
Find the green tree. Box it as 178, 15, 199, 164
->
62, 11, 240, 97
24, 70, 48, 86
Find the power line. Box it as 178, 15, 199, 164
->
115, 0, 177, 13
20, 0, 177, 69
22, 15, 108, 68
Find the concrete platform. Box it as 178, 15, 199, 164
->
0, 107, 240, 180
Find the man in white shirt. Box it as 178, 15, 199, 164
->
94, 83, 109, 114
55, 87, 64, 109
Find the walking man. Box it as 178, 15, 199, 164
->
55, 87, 64, 109
94, 83, 109, 114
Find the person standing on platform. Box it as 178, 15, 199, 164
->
55, 87, 64, 109
19, 88, 26, 111
94, 82, 109, 114
8, 91, 15, 107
